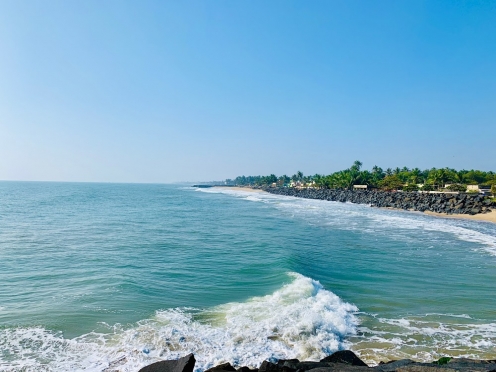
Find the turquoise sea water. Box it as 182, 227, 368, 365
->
1, 182, 495, 371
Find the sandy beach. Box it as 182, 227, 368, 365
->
424, 210, 496, 224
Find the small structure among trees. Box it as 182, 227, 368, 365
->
228, 162, 496, 194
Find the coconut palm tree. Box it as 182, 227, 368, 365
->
409, 168, 422, 184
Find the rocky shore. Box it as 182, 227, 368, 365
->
138, 351, 496, 372
260, 188, 494, 215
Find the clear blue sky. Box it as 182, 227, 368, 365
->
1, 1, 495, 183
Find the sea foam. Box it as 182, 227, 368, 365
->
0, 273, 358, 372
199, 188, 496, 256
352, 313, 496, 365
194, 187, 496, 364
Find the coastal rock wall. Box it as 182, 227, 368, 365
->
262, 188, 494, 215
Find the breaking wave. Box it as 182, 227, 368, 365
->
0, 273, 358, 372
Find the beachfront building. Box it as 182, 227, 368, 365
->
467, 185, 492, 195
289, 181, 304, 188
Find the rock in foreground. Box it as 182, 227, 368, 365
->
138, 353, 196, 372
138, 351, 496, 372
321, 350, 369, 366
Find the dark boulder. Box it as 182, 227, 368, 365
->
320, 351, 368, 367
237, 367, 258, 372
277, 359, 300, 371
293, 361, 330, 371
443, 358, 496, 371
375, 359, 415, 372
205, 363, 237, 372
302, 366, 370, 372
138, 354, 196, 372
394, 366, 457, 372
259, 361, 280, 372
277, 359, 300, 367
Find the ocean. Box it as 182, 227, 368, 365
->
1, 182, 495, 371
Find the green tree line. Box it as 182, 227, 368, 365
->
226, 161, 496, 192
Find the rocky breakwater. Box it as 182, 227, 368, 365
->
262, 188, 494, 215
138, 351, 496, 372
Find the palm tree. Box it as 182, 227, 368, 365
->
313, 174, 323, 188
351, 160, 362, 172
409, 168, 422, 184
372, 165, 382, 175
370, 166, 384, 187
337, 171, 352, 189
428, 169, 452, 190
340, 161, 362, 189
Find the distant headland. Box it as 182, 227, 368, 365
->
197, 161, 496, 222
223, 161, 496, 195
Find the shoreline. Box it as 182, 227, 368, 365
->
213, 186, 266, 193
383, 207, 496, 224
424, 209, 496, 223
213, 186, 496, 224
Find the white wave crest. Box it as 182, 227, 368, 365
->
365, 213, 496, 256
198, 188, 496, 256
0, 273, 358, 372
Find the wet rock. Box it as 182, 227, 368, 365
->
259, 361, 280, 372
396, 366, 456, 372
237, 367, 258, 372
205, 363, 237, 372
321, 350, 368, 367
277, 359, 300, 371
140, 353, 496, 372
277, 359, 300, 368
138, 353, 196, 372
445, 358, 496, 371
375, 360, 415, 372
303, 366, 371, 372
293, 361, 330, 371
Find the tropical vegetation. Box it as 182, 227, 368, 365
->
225, 161, 496, 192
